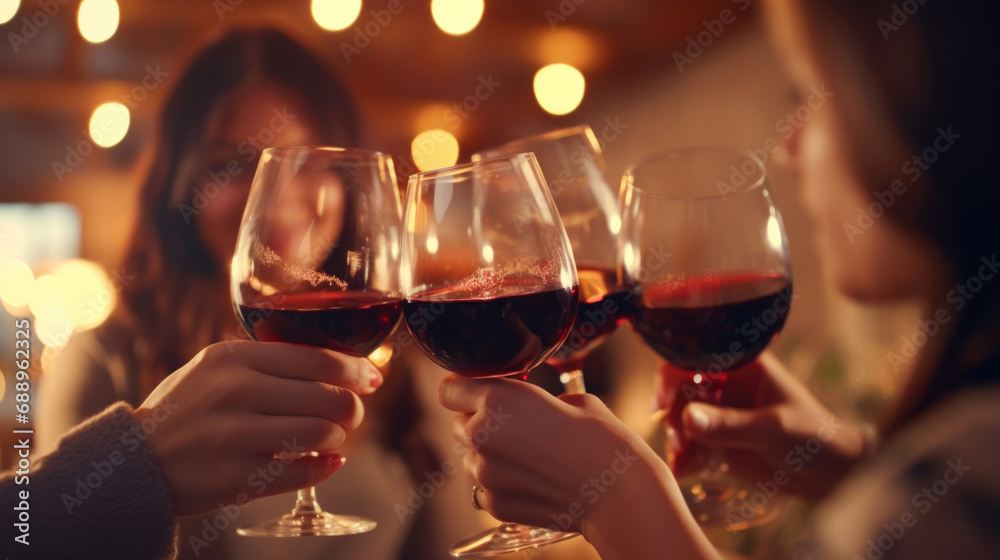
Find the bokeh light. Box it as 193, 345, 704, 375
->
311, 0, 362, 31
89, 102, 130, 148
77, 0, 119, 44
28, 274, 62, 319
0, 0, 19, 25
0, 258, 34, 314
431, 0, 484, 36
36, 305, 73, 348
54, 259, 116, 331
534, 63, 585, 115
412, 129, 460, 172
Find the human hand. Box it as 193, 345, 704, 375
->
655, 352, 867, 499
438, 375, 663, 534
135, 340, 382, 517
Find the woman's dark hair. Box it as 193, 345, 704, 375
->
806, 0, 1000, 430
119, 26, 360, 396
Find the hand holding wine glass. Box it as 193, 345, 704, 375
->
402, 153, 581, 556
654, 353, 868, 501
620, 147, 793, 529
230, 146, 403, 537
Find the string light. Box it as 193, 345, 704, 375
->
311, 0, 362, 31
534, 63, 585, 115
78, 0, 119, 44
431, 0, 484, 36
412, 129, 460, 172
89, 102, 130, 148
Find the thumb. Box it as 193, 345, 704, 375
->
262, 454, 346, 497
682, 403, 782, 450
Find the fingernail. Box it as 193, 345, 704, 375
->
686, 404, 710, 433
650, 395, 659, 413
327, 455, 346, 475
369, 367, 383, 389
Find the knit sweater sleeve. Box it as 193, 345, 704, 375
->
1, 402, 176, 559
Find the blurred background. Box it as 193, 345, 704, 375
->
0, 0, 919, 557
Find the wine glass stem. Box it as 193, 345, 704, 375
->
559, 368, 587, 395
291, 486, 324, 516
698, 374, 728, 480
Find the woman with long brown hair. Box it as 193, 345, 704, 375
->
438, 0, 1000, 558
38, 26, 461, 560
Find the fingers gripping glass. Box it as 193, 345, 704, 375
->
401, 154, 582, 556
619, 147, 792, 530
230, 147, 403, 537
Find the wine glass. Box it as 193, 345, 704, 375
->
619, 147, 792, 530
230, 146, 403, 537
472, 125, 623, 395
401, 153, 581, 556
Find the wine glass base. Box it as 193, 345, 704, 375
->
237, 511, 377, 537
450, 523, 578, 557
679, 473, 783, 531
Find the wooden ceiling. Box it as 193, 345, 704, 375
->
0, 0, 753, 196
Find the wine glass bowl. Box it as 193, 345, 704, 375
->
619, 147, 792, 530
401, 153, 581, 556
473, 125, 623, 392
230, 146, 403, 537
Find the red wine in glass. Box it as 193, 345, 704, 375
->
628, 272, 792, 372
237, 291, 401, 357
404, 284, 578, 378
402, 153, 583, 556
546, 266, 626, 372
619, 146, 792, 529
229, 146, 403, 537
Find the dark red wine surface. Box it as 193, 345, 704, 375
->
237, 291, 401, 357
628, 272, 791, 372
405, 284, 578, 378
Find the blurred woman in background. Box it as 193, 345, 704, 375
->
440, 0, 1000, 558
38, 26, 468, 560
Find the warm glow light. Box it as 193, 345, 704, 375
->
28, 275, 62, 318
534, 63, 585, 115
609, 215, 621, 235
767, 215, 783, 251
481, 244, 494, 263
368, 343, 394, 368
411, 129, 460, 172
77, 0, 119, 44
36, 305, 73, 348
311, 0, 362, 31
89, 102, 130, 148
536, 28, 600, 70
0, 0, 19, 25
431, 0, 484, 35
425, 234, 439, 254
413, 103, 455, 136
0, 258, 34, 312
54, 259, 115, 331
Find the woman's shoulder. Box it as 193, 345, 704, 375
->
808, 385, 1000, 559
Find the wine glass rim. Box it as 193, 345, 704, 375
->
624, 146, 767, 201
409, 152, 538, 180
472, 124, 598, 160
261, 146, 391, 162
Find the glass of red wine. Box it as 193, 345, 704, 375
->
401, 153, 581, 556
472, 125, 623, 395
619, 147, 792, 529
230, 146, 403, 537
